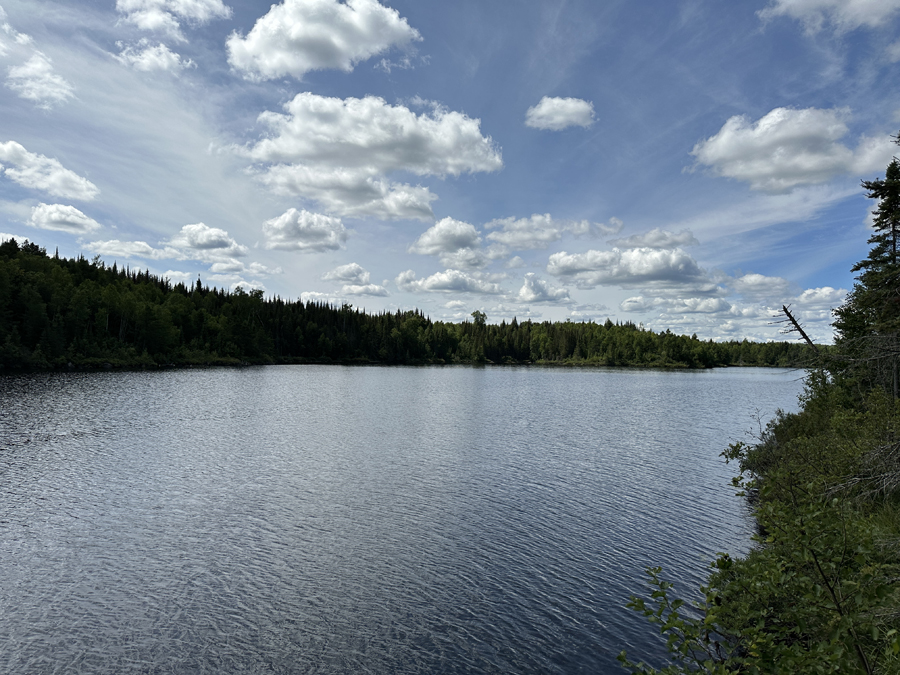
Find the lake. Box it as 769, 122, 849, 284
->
0, 365, 804, 673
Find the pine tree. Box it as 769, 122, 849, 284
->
833, 140, 900, 395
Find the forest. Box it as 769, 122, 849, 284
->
619, 150, 900, 673
0, 237, 812, 372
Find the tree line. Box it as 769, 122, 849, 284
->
0, 238, 812, 371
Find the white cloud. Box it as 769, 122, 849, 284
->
525, 96, 595, 131
323, 262, 369, 284
84, 239, 179, 259
163, 269, 194, 285
438, 248, 490, 270
395, 269, 502, 294
408, 217, 489, 268
797, 285, 846, 307
85, 223, 259, 265
515, 273, 570, 303
0, 141, 99, 200
758, 0, 900, 33
166, 222, 248, 256
249, 93, 502, 176
609, 228, 698, 249
208, 259, 243, 274
116, 40, 193, 71
504, 256, 526, 269
691, 107, 895, 193
6, 53, 74, 109
619, 296, 664, 313
116, 0, 232, 39
732, 272, 795, 301
227, 0, 421, 81
208, 258, 280, 276
246, 93, 501, 219
547, 247, 709, 289
231, 279, 266, 293
341, 283, 388, 296
260, 166, 437, 221
409, 217, 481, 255
28, 203, 101, 233
262, 208, 347, 251
568, 303, 609, 322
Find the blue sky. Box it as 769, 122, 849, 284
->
1, 0, 898, 341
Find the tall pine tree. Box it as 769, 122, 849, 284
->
833, 139, 900, 395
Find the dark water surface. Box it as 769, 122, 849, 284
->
0, 365, 803, 673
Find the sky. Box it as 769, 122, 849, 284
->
1, 0, 899, 342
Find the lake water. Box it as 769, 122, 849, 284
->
0, 365, 804, 674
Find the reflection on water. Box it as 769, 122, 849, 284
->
0, 365, 803, 673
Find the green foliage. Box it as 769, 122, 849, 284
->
0, 239, 812, 371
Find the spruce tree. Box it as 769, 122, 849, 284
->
833, 139, 900, 395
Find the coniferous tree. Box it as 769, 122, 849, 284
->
833, 139, 900, 396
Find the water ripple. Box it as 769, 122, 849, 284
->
0, 366, 803, 673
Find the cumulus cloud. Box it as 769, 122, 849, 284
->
262, 208, 347, 251
246, 93, 501, 220
797, 285, 846, 306
6, 52, 74, 109
208, 259, 280, 277
323, 262, 370, 284
691, 107, 895, 193
116, 0, 232, 39
86, 239, 171, 259
758, 0, 900, 33
504, 256, 526, 269
0, 141, 99, 200
342, 283, 388, 296
163, 269, 194, 285
227, 0, 421, 81
395, 269, 502, 294
547, 247, 709, 289
28, 203, 101, 233
260, 166, 437, 221
166, 222, 248, 257
438, 248, 490, 270
609, 228, 698, 249
249, 93, 501, 176
231, 279, 267, 293
732, 272, 795, 301
84, 240, 279, 287
116, 40, 193, 71
407, 217, 489, 268
515, 273, 570, 304
85, 223, 258, 267
322, 262, 389, 295
409, 217, 481, 255
525, 96, 595, 131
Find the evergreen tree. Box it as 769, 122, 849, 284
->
833, 139, 900, 396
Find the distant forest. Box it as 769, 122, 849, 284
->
0, 238, 814, 371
